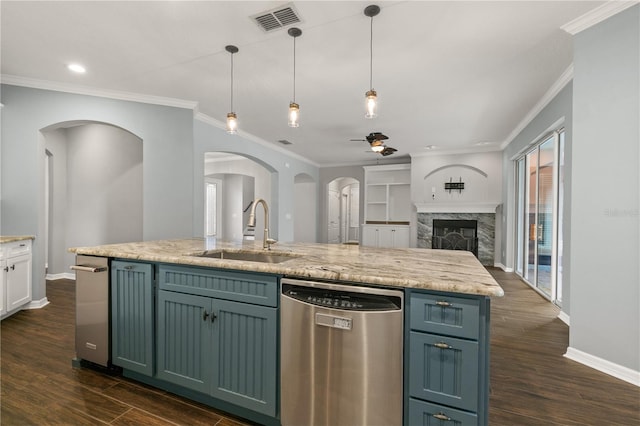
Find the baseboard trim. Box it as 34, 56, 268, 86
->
557, 310, 570, 326
564, 346, 640, 387
46, 272, 75, 280
494, 263, 514, 272
23, 297, 50, 310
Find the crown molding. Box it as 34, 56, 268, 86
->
561, 1, 639, 35
0, 74, 198, 110
410, 145, 502, 158
194, 112, 319, 168
500, 64, 573, 150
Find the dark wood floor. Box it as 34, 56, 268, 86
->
1, 270, 638, 425
487, 268, 639, 425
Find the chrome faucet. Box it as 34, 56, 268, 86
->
247, 198, 277, 250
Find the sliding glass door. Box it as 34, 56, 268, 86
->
515, 130, 564, 305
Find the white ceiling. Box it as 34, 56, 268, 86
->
1, 1, 608, 166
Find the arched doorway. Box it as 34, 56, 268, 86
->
41, 121, 143, 278
327, 177, 360, 244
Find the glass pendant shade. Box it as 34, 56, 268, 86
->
365, 89, 378, 118
371, 144, 384, 153
226, 112, 238, 134
288, 102, 300, 128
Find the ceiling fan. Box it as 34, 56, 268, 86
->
349, 132, 398, 156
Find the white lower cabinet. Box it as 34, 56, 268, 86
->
1, 239, 33, 319
361, 224, 410, 248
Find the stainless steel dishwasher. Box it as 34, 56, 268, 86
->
281, 278, 404, 426
71, 255, 110, 367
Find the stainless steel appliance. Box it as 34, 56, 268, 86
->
281, 278, 404, 426
71, 255, 109, 367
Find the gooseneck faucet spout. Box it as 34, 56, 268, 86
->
248, 198, 277, 250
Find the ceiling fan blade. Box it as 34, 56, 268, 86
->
380, 146, 397, 156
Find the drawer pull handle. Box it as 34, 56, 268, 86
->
124, 265, 134, 270
435, 300, 451, 307
433, 412, 452, 421
433, 342, 452, 350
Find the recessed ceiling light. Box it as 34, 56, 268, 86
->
67, 63, 86, 74
425, 145, 436, 150
475, 141, 494, 146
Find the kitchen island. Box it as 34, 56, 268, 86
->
70, 238, 503, 426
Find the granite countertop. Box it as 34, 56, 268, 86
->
70, 238, 504, 297
0, 236, 35, 244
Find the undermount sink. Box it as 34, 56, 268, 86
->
192, 250, 300, 264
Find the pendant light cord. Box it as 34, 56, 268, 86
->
369, 15, 374, 90
293, 36, 297, 102
230, 52, 234, 112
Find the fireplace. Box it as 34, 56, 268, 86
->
432, 219, 478, 257
416, 210, 496, 266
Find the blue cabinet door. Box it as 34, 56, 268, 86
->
211, 299, 277, 417
156, 290, 212, 394
409, 331, 479, 412
111, 260, 154, 376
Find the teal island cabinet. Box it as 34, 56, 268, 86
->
73, 238, 503, 426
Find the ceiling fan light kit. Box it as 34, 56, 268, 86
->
364, 4, 380, 119
225, 45, 239, 134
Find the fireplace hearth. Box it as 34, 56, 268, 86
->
432, 219, 478, 257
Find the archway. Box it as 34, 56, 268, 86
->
41, 121, 143, 278
204, 152, 274, 243
327, 177, 360, 244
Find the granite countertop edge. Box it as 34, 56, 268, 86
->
1, 235, 35, 244
70, 238, 504, 297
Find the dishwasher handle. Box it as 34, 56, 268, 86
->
70, 265, 108, 273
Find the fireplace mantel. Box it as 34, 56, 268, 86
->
414, 203, 500, 214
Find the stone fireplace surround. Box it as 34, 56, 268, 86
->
416, 204, 497, 266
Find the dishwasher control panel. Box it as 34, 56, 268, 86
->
282, 284, 402, 311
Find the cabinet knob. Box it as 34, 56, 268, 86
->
203, 310, 210, 321
210, 311, 217, 323
3, 266, 8, 273
10, 265, 15, 271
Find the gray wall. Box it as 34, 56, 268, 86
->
1, 85, 194, 302
501, 83, 573, 316
570, 6, 639, 372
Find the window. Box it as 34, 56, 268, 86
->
205, 181, 218, 236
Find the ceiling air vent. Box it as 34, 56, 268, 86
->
252, 4, 301, 32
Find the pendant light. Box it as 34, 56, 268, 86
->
288, 27, 302, 127
225, 45, 239, 134
364, 5, 380, 119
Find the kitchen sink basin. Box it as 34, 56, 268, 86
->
193, 250, 300, 264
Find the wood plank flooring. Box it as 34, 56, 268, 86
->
1, 271, 638, 425
487, 268, 639, 425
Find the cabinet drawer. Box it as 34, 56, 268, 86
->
5, 240, 32, 257
409, 398, 478, 426
409, 331, 479, 412
158, 264, 278, 307
410, 292, 480, 340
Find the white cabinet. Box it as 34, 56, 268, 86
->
362, 164, 411, 248
362, 224, 410, 248
1, 239, 32, 319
